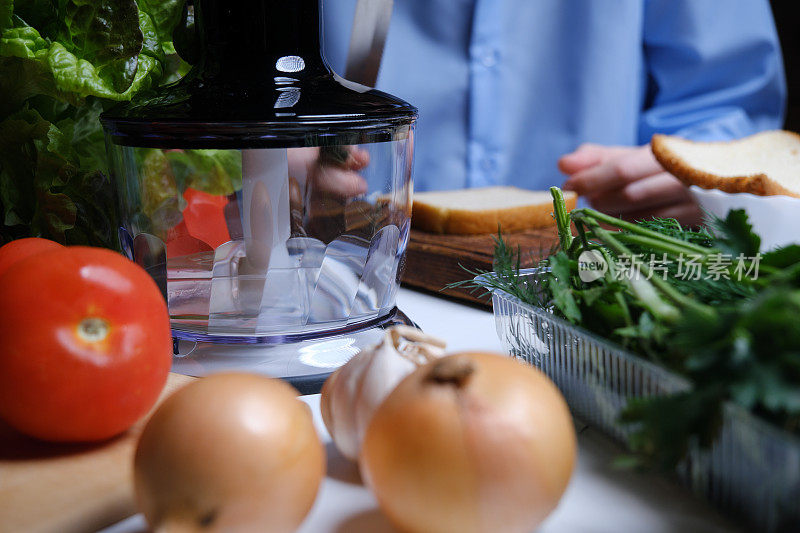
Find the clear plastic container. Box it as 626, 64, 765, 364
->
107, 140, 413, 339
484, 268, 800, 532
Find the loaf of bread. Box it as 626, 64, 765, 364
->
411, 186, 577, 234
652, 130, 800, 198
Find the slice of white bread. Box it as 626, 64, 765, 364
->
411, 186, 577, 234
652, 130, 800, 198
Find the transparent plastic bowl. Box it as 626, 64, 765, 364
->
106, 138, 414, 340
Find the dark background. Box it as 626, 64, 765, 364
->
770, 2, 799, 131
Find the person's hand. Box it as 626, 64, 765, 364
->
287, 146, 371, 241
560, 144, 701, 226
288, 146, 370, 198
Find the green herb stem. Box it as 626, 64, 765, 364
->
571, 208, 711, 256
550, 187, 574, 254
587, 221, 714, 321
613, 233, 711, 259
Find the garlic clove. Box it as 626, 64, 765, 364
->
320, 326, 446, 461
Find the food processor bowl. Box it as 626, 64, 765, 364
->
101, 0, 417, 390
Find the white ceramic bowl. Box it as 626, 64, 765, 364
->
689, 185, 800, 251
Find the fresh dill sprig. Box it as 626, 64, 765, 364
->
446, 230, 552, 308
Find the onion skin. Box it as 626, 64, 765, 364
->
134, 373, 325, 533
360, 352, 576, 533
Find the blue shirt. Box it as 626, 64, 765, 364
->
322, 0, 786, 192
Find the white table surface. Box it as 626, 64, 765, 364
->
103, 288, 738, 533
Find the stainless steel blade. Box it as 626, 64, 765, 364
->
344, 0, 394, 87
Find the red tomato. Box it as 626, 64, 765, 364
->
165, 219, 213, 258
164, 189, 232, 258
0, 247, 172, 442
0, 238, 63, 278
181, 187, 231, 249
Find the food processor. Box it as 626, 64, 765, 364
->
101, 0, 416, 392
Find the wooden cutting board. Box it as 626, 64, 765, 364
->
402, 228, 559, 306
0, 373, 195, 533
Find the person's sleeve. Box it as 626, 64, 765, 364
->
638, 0, 786, 143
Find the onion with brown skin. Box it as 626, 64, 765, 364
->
134, 373, 325, 533
360, 352, 577, 533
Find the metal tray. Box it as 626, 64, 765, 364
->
484, 269, 800, 532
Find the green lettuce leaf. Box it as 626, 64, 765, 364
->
136, 0, 183, 45
57, 167, 118, 245
0, 107, 50, 226
0, 19, 49, 58
46, 41, 161, 100
1, 4, 159, 102
35, 188, 77, 240
57, 98, 108, 170
61, 0, 143, 93
0, 0, 186, 247
0, 101, 118, 245
0, 57, 74, 118
164, 149, 243, 196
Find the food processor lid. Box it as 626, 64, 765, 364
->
101, 75, 417, 148
100, 0, 417, 148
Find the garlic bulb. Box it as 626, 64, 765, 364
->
320, 325, 446, 461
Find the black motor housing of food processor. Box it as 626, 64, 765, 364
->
101, 0, 416, 149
